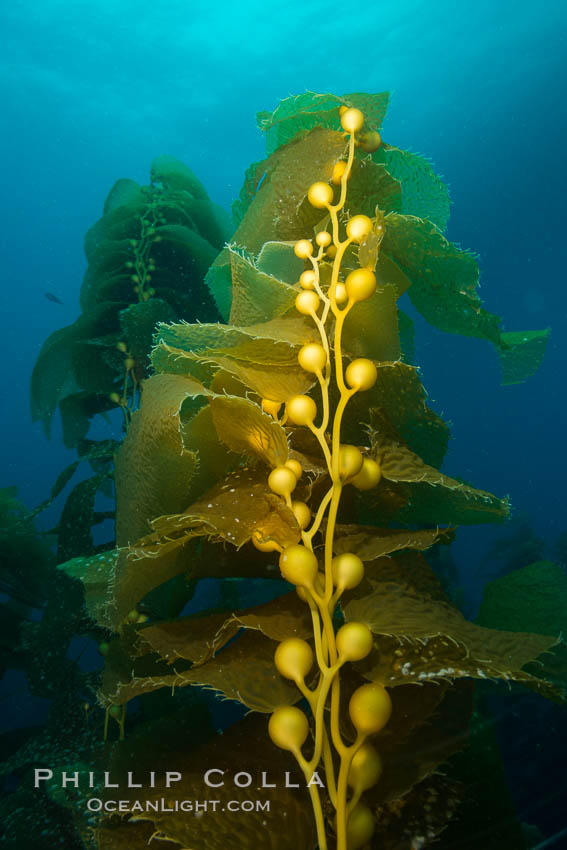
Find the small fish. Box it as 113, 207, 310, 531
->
45, 292, 64, 304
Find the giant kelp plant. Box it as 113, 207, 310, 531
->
5, 91, 564, 849
27, 158, 230, 559
31, 155, 229, 448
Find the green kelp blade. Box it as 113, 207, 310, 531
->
136, 592, 311, 667
376, 145, 451, 232
228, 591, 312, 641
333, 526, 452, 561
58, 391, 114, 450
118, 298, 177, 368
56, 471, 111, 562
79, 239, 134, 311
256, 240, 305, 283
129, 467, 300, 560
204, 255, 233, 320
372, 774, 464, 843
477, 560, 567, 634
77, 437, 120, 465
150, 154, 210, 198
382, 213, 499, 340
150, 344, 217, 385
397, 308, 416, 362
382, 213, 549, 382
60, 544, 199, 633
59, 548, 119, 627
209, 355, 315, 402
258, 91, 346, 154
47, 461, 80, 503
153, 319, 289, 360
100, 624, 188, 702
69, 539, 280, 631
100, 714, 317, 850
193, 538, 294, 580
70, 336, 120, 395
167, 193, 232, 248
228, 247, 298, 326
246, 315, 321, 346
180, 403, 236, 497
366, 683, 473, 806
344, 580, 564, 700
341, 363, 450, 470
375, 252, 413, 298
499, 328, 550, 385
229, 128, 348, 255
84, 200, 146, 260
114, 372, 206, 546
351, 550, 448, 601
85, 270, 137, 309
106, 375, 238, 625
333, 665, 471, 802
110, 376, 240, 627
35, 443, 117, 519
110, 408, 296, 629
103, 177, 145, 214
232, 158, 268, 227
258, 90, 389, 155
30, 301, 120, 439
152, 222, 219, 280
136, 610, 240, 667
363, 551, 448, 601
150, 286, 207, 319
209, 395, 289, 465
381, 678, 451, 743
102, 629, 298, 713
375, 478, 509, 527
371, 431, 509, 525
344, 91, 391, 130
345, 156, 402, 218
128, 379, 290, 470
342, 284, 401, 362
83, 220, 221, 315
152, 315, 319, 369
477, 560, 567, 687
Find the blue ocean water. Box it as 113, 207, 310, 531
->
1, 0, 566, 846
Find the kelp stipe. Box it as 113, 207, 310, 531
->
256, 106, 400, 850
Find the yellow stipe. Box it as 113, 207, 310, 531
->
263, 106, 388, 850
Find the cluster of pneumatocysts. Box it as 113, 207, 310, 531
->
98, 605, 150, 741
255, 106, 392, 850
108, 341, 140, 425
125, 194, 166, 304
108, 200, 166, 420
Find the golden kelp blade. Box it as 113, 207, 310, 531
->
345, 580, 562, 698
98, 713, 317, 850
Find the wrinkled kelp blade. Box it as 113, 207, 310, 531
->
258, 90, 389, 156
